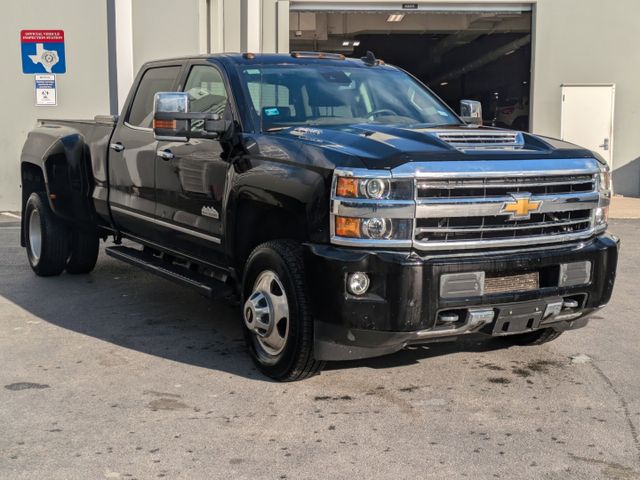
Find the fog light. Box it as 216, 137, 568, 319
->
347, 272, 370, 296
559, 261, 591, 287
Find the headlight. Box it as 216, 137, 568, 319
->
598, 169, 612, 193
595, 166, 611, 230
332, 172, 414, 247
335, 176, 412, 200
364, 178, 387, 199
335, 216, 412, 240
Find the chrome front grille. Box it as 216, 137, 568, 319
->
417, 174, 595, 198
330, 158, 606, 251
415, 209, 592, 242
413, 171, 599, 250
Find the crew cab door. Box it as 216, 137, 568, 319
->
154, 63, 232, 264
108, 64, 182, 241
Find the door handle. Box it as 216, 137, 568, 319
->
109, 142, 125, 153
599, 138, 610, 150
157, 149, 174, 161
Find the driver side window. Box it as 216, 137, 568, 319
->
184, 65, 228, 130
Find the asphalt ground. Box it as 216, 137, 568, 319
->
1, 214, 639, 479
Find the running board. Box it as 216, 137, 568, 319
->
105, 246, 234, 300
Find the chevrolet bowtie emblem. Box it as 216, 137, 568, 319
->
501, 193, 542, 220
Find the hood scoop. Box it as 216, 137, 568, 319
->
434, 130, 525, 151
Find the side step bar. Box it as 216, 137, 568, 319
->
105, 246, 234, 300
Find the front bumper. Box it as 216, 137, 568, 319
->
304, 234, 619, 361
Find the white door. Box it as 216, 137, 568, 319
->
561, 84, 615, 167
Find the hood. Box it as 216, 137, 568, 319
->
270, 124, 595, 170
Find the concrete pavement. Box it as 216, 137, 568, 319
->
1, 215, 639, 479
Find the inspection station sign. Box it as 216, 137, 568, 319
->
21, 30, 66, 74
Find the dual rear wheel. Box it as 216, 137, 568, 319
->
24, 192, 99, 277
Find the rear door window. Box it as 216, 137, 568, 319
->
127, 66, 181, 128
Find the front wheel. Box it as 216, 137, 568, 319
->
24, 192, 70, 276
241, 240, 324, 381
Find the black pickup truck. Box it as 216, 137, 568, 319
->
20, 52, 618, 381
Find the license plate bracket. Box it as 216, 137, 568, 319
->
492, 300, 546, 336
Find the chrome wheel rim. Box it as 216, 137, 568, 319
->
28, 209, 42, 263
243, 270, 290, 357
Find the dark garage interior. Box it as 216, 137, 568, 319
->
290, 10, 532, 130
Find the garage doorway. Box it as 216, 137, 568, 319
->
289, 4, 532, 130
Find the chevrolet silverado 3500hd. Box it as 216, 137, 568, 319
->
20, 52, 618, 380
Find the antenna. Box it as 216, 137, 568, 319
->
361, 51, 384, 66
362, 51, 377, 66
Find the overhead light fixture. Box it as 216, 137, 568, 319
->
342, 41, 350, 46
353, 40, 360, 46
440, 81, 449, 86
386, 14, 405, 22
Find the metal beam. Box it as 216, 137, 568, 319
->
430, 34, 531, 84
428, 31, 484, 65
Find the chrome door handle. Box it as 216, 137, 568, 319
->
109, 142, 125, 153
157, 149, 174, 161
599, 138, 610, 150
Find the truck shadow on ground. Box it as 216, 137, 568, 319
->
1, 244, 515, 382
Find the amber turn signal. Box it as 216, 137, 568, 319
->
335, 216, 361, 238
336, 177, 358, 197
153, 119, 176, 129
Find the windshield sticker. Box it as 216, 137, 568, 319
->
264, 107, 280, 117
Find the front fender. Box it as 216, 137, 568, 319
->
225, 155, 332, 265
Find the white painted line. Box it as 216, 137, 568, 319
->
1, 212, 21, 220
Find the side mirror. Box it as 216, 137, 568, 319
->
152, 92, 233, 141
460, 99, 483, 126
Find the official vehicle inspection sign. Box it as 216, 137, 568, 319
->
34, 74, 57, 106
21, 30, 66, 74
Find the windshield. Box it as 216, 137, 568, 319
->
238, 63, 461, 131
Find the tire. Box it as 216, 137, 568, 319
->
24, 191, 70, 277
501, 328, 563, 346
241, 240, 325, 381
66, 228, 100, 274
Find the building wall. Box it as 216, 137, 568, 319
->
131, 0, 205, 72
532, 0, 640, 195
2, 0, 639, 212
0, 1, 112, 211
